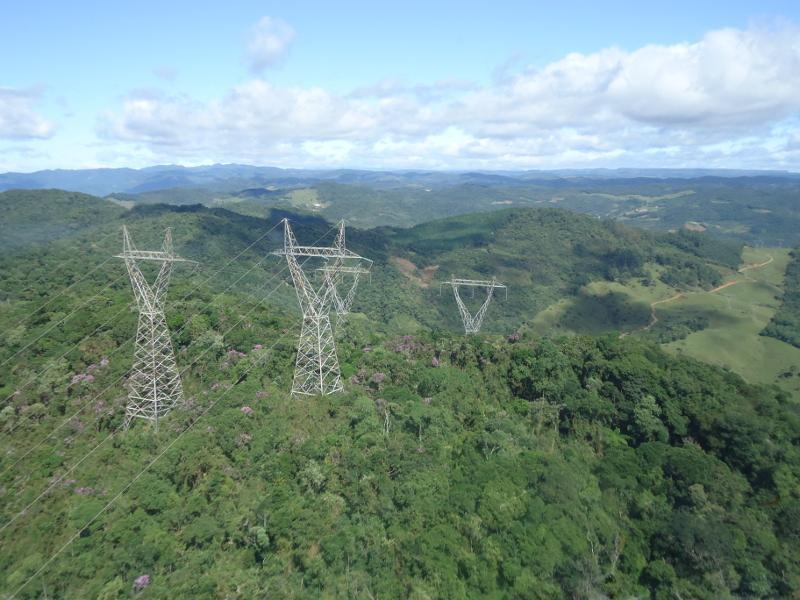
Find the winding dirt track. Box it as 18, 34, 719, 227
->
641, 293, 685, 332
738, 254, 773, 273
622, 253, 774, 337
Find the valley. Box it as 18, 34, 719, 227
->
4, 167, 800, 246
113, 176, 800, 247
2, 188, 797, 398
0, 186, 798, 597
664, 248, 800, 398
536, 247, 800, 400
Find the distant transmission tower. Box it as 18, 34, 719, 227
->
273, 219, 370, 395
115, 226, 193, 430
442, 277, 507, 334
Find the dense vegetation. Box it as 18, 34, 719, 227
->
0, 190, 741, 340
644, 312, 710, 344
348, 208, 740, 334
650, 229, 741, 290
6, 166, 800, 245
657, 229, 743, 269
0, 189, 126, 249
2, 317, 799, 597
102, 175, 800, 247
762, 248, 800, 348
1, 190, 798, 597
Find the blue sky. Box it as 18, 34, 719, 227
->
2, 1, 800, 171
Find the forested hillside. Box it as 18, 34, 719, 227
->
5, 167, 800, 246
108, 175, 800, 246
0, 189, 126, 249
1, 189, 798, 597
762, 248, 800, 348
0, 190, 742, 339
2, 303, 800, 596
347, 208, 742, 334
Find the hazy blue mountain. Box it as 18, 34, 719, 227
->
2, 164, 798, 196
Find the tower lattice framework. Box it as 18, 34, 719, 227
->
442, 277, 507, 334
115, 226, 192, 430
273, 220, 370, 395
317, 261, 372, 326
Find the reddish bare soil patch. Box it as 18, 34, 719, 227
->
391, 257, 439, 287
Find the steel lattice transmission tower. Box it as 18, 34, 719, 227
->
115, 226, 193, 430
273, 219, 370, 395
442, 277, 507, 334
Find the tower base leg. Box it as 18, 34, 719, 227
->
292, 314, 343, 396
124, 311, 184, 429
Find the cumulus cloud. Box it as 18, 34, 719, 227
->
0, 87, 55, 140
98, 23, 800, 169
247, 17, 295, 73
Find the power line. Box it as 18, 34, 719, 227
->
0, 264, 286, 535
1, 220, 280, 405
0, 251, 274, 471
0, 220, 281, 436
0, 224, 338, 529
1, 255, 114, 330
0, 256, 269, 407
8, 335, 282, 599
0, 229, 122, 334
0, 271, 129, 371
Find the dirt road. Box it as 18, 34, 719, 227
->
621, 253, 773, 338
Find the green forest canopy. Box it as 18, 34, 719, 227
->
0, 189, 798, 597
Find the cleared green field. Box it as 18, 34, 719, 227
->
529, 264, 679, 336
529, 248, 800, 399
664, 248, 800, 400
285, 188, 326, 210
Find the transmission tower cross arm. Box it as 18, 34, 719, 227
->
272, 246, 363, 259
114, 250, 193, 262
115, 226, 196, 263
446, 278, 507, 289
441, 277, 508, 299
316, 265, 372, 275
271, 219, 368, 260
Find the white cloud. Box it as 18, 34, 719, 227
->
96, 23, 800, 169
607, 27, 800, 127
247, 17, 295, 73
0, 87, 56, 140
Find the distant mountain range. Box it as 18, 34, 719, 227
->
1, 164, 798, 196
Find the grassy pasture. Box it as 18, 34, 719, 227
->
664, 247, 800, 399
528, 247, 800, 399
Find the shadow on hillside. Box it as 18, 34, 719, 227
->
559, 290, 650, 334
